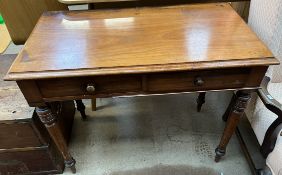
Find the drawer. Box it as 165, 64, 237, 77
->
146, 68, 253, 92
36, 67, 265, 100
37, 75, 142, 98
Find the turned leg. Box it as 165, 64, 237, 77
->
222, 93, 236, 121
75, 100, 87, 120
197, 92, 206, 112
215, 90, 251, 162
36, 106, 76, 173
91, 98, 96, 111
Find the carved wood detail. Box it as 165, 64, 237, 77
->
35, 105, 76, 173
215, 90, 251, 162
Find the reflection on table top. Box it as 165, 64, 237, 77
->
5, 3, 278, 80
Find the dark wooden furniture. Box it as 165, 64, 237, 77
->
0, 101, 75, 174
4, 3, 279, 173
223, 76, 282, 158
64, 0, 251, 113
257, 76, 282, 158
237, 76, 282, 175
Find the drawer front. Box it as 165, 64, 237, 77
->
37, 75, 142, 98
146, 68, 252, 92
36, 67, 265, 100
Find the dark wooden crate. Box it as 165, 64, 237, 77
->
0, 101, 75, 175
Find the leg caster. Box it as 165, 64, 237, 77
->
75, 100, 87, 120
197, 92, 206, 112
36, 105, 76, 173
65, 157, 76, 173
215, 90, 251, 162
215, 147, 225, 162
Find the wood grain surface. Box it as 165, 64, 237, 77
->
5, 3, 278, 80
33, 67, 265, 102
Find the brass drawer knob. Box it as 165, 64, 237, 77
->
194, 77, 204, 86
86, 84, 95, 92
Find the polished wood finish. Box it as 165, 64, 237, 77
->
37, 74, 141, 99
0, 0, 67, 45
225, 77, 282, 175
15, 67, 268, 105
4, 3, 278, 81
4, 4, 279, 172
16, 80, 44, 106
215, 90, 251, 162
230, 76, 282, 160
36, 105, 76, 173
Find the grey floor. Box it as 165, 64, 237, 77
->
63, 92, 251, 175
2, 27, 252, 175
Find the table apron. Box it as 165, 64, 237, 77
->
17, 66, 268, 107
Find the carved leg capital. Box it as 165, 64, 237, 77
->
36, 107, 57, 127
233, 91, 251, 114
36, 105, 76, 173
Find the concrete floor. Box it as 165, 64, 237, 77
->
63, 93, 252, 175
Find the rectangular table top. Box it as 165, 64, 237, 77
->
5, 3, 278, 80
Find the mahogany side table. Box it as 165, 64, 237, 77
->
4, 3, 279, 173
